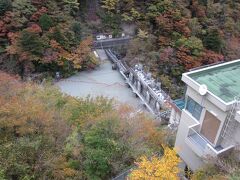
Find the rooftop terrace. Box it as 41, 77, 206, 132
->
188, 60, 240, 103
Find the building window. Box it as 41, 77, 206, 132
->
186, 97, 203, 120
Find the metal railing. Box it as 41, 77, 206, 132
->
221, 96, 240, 138
187, 124, 234, 157
112, 169, 132, 180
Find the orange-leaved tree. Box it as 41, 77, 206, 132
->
129, 147, 181, 180
67, 36, 93, 69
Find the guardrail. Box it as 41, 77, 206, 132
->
186, 124, 235, 158
112, 169, 132, 180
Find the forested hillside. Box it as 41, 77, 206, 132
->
0, 71, 179, 179
0, 71, 239, 179
1, 1, 240, 179
0, 0, 99, 78
98, 0, 240, 97
2, 0, 240, 97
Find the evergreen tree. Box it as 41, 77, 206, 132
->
19, 30, 45, 56
0, 0, 11, 15
39, 14, 53, 31
203, 29, 223, 53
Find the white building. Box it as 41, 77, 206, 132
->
169, 99, 185, 130
174, 59, 240, 171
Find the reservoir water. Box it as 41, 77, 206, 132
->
56, 50, 143, 110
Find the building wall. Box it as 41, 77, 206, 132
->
175, 110, 204, 171
185, 86, 227, 146
169, 108, 181, 125
233, 124, 240, 147
176, 64, 240, 171
222, 122, 240, 147
174, 85, 236, 171
233, 123, 240, 144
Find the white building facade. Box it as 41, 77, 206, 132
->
174, 60, 240, 171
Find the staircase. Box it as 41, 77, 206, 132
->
221, 97, 240, 139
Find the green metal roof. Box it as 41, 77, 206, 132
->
189, 60, 240, 103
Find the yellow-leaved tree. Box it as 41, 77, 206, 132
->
101, 0, 119, 12
137, 29, 148, 39
129, 147, 181, 180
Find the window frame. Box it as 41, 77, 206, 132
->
186, 97, 203, 120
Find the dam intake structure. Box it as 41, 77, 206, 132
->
105, 49, 172, 121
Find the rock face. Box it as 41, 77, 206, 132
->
121, 23, 137, 36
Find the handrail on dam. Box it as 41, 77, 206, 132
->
105, 49, 172, 120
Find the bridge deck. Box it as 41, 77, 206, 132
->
93, 37, 132, 49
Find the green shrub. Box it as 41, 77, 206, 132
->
51, 27, 66, 47
176, 36, 203, 56
203, 29, 224, 53
100, 12, 121, 31
0, 0, 11, 15
0, 168, 6, 180
19, 30, 45, 56
68, 159, 81, 170
63, 0, 79, 16
229, 170, 240, 180
71, 22, 82, 42
83, 119, 129, 179
12, 0, 36, 17
39, 14, 53, 31
198, 0, 208, 6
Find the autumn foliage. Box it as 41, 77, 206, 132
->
0, 0, 98, 77
129, 147, 181, 180
0, 72, 167, 179
114, 0, 237, 98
